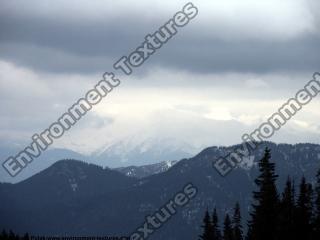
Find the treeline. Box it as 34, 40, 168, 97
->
0, 230, 29, 240
199, 148, 320, 240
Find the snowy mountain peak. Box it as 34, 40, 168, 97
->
93, 136, 199, 167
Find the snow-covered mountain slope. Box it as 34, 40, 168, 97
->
114, 160, 179, 178
93, 136, 199, 167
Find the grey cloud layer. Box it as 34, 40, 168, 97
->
0, 0, 319, 74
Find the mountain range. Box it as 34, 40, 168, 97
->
1, 142, 320, 239
0, 137, 198, 183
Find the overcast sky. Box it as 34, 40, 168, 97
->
1, 0, 320, 154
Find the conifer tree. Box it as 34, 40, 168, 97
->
23, 233, 30, 240
223, 214, 233, 240
232, 202, 243, 240
8, 230, 17, 240
277, 177, 295, 239
198, 151, 320, 240
212, 208, 222, 240
294, 177, 313, 240
199, 209, 213, 240
1, 230, 8, 240
247, 148, 279, 240
313, 169, 320, 239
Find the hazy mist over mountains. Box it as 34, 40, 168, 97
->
0, 136, 200, 183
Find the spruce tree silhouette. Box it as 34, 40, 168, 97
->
1, 230, 8, 240
314, 169, 320, 239
247, 148, 279, 240
231, 202, 243, 240
277, 177, 295, 240
199, 209, 214, 240
223, 214, 233, 240
22, 233, 30, 240
212, 208, 222, 240
198, 149, 320, 240
294, 176, 313, 240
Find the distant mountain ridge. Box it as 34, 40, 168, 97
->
1, 142, 320, 239
0, 148, 86, 183
0, 136, 198, 183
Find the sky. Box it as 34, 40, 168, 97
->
0, 0, 320, 154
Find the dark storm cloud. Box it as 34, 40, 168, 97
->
0, 0, 319, 75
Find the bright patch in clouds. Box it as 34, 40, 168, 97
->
204, 107, 233, 121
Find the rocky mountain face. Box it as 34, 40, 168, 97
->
1, 142, 320, 239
